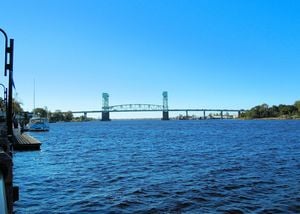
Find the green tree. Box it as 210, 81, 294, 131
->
294, 100, 300, 113
278, 104, 297, 116
33, 108, 48, 117
13, 98, 23, 114
243, 104, 270, 119
258, 104, 269, 118
269, 105, 279, 117
50, 110, 64, 122
63, 111, 73, 122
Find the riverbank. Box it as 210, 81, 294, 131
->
241, 116, 300, 120
241, 102, 300, 119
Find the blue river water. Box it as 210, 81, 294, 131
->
13, 120, 300, 213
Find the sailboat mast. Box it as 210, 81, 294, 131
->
33, 79, 35, 111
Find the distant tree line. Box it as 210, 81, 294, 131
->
32, 108, 95, 122
241, 100, 300, 119
33, 108, 76, 122
0, 98, 90, 123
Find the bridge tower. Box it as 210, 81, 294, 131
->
101, 93, 110, 121
162, 91, 169, 120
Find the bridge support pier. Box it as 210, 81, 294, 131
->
238, 111, 241, 118
162, 111, 169, 120
83, 112, 87, 120
221, 111, 223, 119
102, 93, 111, 121
203, 110, 206, 119
102, 112, 110, 121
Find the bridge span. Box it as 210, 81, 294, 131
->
70, 92, 245, 120
72, 108, 244, 120
71, 108, 243, 114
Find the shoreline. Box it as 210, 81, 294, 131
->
240, 117, 300, 120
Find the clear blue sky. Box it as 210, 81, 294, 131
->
1, 0, 300, 117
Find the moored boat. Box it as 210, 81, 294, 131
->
26, 117, 50, 132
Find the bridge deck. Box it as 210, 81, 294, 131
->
71, 108, 245, 114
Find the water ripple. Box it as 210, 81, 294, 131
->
13, 120, 300, 213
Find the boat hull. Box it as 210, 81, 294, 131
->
26, 117, 50, 132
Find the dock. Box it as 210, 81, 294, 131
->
12, 129, 41, 151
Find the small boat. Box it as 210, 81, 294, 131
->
26, 117, 50, 132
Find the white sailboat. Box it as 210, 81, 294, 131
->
26, 80, 50, 132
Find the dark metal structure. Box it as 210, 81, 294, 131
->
0, 28, 17, 214
0, 28, 14, 139
110, 104, 164, 111
162, 91, 169, 120
101, 93, 110, 121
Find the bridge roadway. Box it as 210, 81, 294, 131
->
69, 103, 245, 120
69, 107, 245, 121
71, 108, 244, 114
